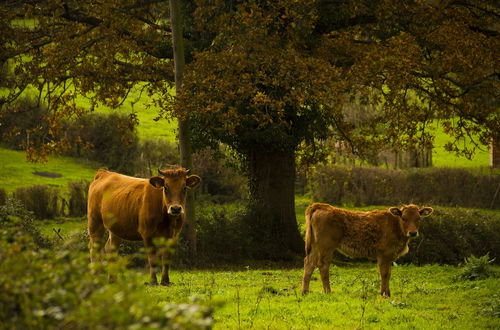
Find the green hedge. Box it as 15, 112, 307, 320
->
309, 165, 500, 209
0, 188, 6, 206
67, 181, 89, 217
13, 185, 61, 219
65, 113, 139, 174
401, 207, 500, 265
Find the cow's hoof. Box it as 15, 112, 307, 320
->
160, 281, 173, 287
144, 281, 158, 286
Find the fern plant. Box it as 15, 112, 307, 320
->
455, 254, 496, 281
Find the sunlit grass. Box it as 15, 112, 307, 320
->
38, 217, 86, 238
140, 264, 499, 329
0, 148, 98, 193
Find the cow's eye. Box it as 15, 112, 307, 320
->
183, 186, 188, 193
163, 185, 169, 193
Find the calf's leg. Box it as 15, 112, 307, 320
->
318, 249, 334, 294
377, 257, 392, 297
302, 251, 318, 295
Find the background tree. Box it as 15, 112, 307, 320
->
169, 0, 198, 257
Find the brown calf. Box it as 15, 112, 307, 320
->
87, 167, 201, 285
301, 203, 433, 296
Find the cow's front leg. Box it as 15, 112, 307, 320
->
377, 257, 392, 297
144, 237, 158, 285
160, 250, 172, 286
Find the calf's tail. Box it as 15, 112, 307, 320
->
304, 205, 317, 256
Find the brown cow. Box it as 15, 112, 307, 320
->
87, 167, 201, 286
301, 203, 433, 296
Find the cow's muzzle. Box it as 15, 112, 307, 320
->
168, 205, 183, 216
408, 231, 418, 237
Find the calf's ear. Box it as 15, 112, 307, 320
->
389, 207, 402, 217
149, 176, 165, 188
186, 175, 201, 188
419, 207, 433, 217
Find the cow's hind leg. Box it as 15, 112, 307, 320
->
105, 232, 122, 283
302, 249, 318, 295
88, 212, 106, 263
105, 232, 122, 255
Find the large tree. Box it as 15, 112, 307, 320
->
1, 0, 499, 258
173, 0, 499, 258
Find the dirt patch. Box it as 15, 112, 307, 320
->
32, 171, 63, 178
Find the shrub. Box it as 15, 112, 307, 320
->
135, 138, 180, 177
309, 164, 500, 209
0, 214, 213, 329
0, 197, 51, 248
0, 240, 213, 329
400, 208, 500, 265
0, 188, 7, 206
193, 148, 247, 203
67, 180, 89, 217
65, 113, 139, 174
13, 185, 60, 219
196, 202, 248, 263
0, 96, 50, 150
136, 143, 247, 202
171, 202, 249, 266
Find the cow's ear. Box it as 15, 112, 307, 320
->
419, 207, 433, 217
389, 207, 402, 217
149, 176, 165, 188
186, 175, 201, 188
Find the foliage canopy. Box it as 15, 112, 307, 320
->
0, 0, 497, 159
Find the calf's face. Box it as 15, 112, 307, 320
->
149, 170, 201, 216
389, 205, 433, 237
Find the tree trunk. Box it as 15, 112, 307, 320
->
244, 148, 304, 260
169, 0, 197, 257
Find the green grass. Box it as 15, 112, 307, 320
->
87, 84, 178, 142
432, 126, 490, 168
38, 217, 86, 238
0, 148, 98, 193
133, 263, 499, 329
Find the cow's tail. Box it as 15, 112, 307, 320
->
304, 204, 317, 256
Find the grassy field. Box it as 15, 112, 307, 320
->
84, 84, 178, 142
142, 264, 499, 329
0, 148, 98, 193
432, 128, 490, 168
